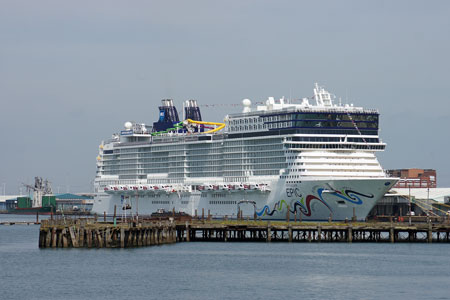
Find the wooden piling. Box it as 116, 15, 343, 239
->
428, 224, 433, 243
390, 226, 395, 243
52, 227, 57, 248
347, 226, 352, 243
186, 222, 190, 242
69, 226, 78, 248
288, 224, 292, 243
286, 205, 290, 222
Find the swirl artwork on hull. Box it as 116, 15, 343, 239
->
319, 188, 374, 205
256, 188, 374, 217
256, 195, 331, 217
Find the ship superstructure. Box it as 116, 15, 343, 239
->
92, 84, 397, 220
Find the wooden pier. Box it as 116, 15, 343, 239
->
180, 221, 450, 243
38, 217, 450, 248
38, 218, 176, 248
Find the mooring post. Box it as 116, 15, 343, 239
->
103, 212, 106, 222
267, 221, 271, 242
36, 211, 39, 223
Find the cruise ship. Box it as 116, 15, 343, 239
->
92, 84, 397, 220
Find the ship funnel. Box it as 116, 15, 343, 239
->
161, 99, 174, 107
153, 99, 181, 132
184, 99, 202, 121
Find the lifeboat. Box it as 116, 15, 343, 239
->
220, 184, 229, 191
207, 184, 219, 191
159, 185, 172, 193
237, 184, 250, 190
197, 185, 205, 191
113, 185, 119, 191
226, 184, 235, 191
258, 184, 271, 192
250, 183, 259, 190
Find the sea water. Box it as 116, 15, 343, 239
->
1, 215, 450, 300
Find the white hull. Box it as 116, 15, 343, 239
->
92, 178, 396, 221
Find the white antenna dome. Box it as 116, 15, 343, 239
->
242, 99, 251, 107
242, 99, 252, 113
124, 122, 133, 130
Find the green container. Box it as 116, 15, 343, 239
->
42, 196, 56, 207
17, 197, 32, 209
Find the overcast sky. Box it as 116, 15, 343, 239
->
1, 0, 449, 194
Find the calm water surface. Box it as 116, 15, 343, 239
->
1, 214, 450, 300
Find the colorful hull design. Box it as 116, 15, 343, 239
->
92, 178, 396, 221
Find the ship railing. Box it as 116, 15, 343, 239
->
114, 141, 151, 147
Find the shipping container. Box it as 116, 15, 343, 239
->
42, 196, 56, 207
17, 197, 32, 208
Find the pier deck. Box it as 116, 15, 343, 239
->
38, 217, 450, 248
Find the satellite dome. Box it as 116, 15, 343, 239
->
242, 99, 251, 107
124, 122, 133, 130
